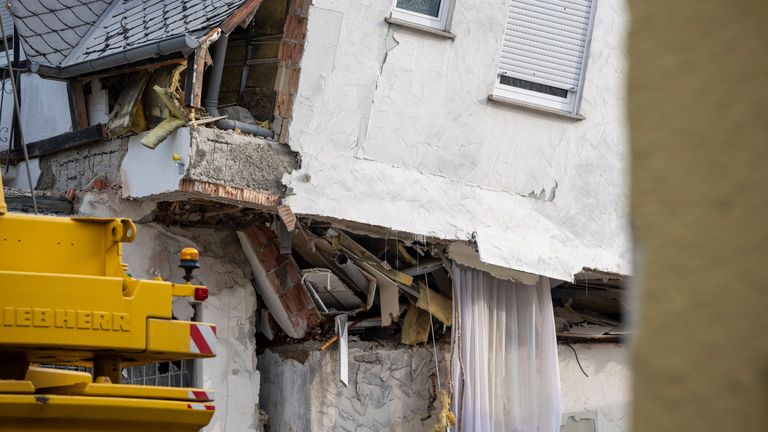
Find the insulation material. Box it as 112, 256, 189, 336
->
400, 304, 430, 346
108, 70, 150, 136
415, 281, 452, 326
433, 390, 457, 432
238, 224, 320, 339
452, 264, 562, 431
141, 65, 187, 148
140, 115, 184, 148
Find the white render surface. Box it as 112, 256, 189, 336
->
120, 128, 191, 198
258, 341, 450, 432
285, 0, 630, 281
20, 73, 72, 143
258, 341, 628, 432
74, 194, 261, 432
559, 343, 629, 432
122, 223, 260, 432
0, 73, 72, 146
3, 157, 40, 190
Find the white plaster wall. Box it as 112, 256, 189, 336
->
258, 341, 451, 432
0, 66, 69, 154
0, 78, 12, 146
20, 73, 72, 142
121, 224, 261, 432
558, 343, 629, 432
285, 0, 630, 281
259, 341, 628, 432
3, 157, 40, 190
73, 193, 262, 432
120, 128, 191, 199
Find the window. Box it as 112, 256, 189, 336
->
122, 360, 197, 387
390, 0, 453, 31
493, 0, 597, 115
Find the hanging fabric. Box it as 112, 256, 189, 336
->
451, 264, 561, 431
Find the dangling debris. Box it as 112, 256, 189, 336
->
302, 268, 364, 312
416, 281, 452, 326
238, 224, 320, 339
401, 304, 430, 345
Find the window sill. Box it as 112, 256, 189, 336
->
487, 94, 585, 121
384, 17, 456, 40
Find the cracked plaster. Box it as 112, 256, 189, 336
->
123, 224, 261, 432
69, 193, 262, 432
258, 341, 449, 432
284, 0, 631, 281
259, 341, 630, 432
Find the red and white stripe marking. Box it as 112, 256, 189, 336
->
188, 390, 215, 401
187, 403, 215, 411
190, 323, 217, 355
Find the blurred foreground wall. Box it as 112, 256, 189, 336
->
629, 1, 768, 431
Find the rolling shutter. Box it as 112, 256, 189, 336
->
498, 0, 595, 91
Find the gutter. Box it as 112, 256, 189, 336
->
32, 34, 199, 79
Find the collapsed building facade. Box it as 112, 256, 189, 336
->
1, 0, 630, 431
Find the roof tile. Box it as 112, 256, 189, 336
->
14, 0, 50, 16
11, 0, 249, 72
38, 11, 73, 32
69, 4, 100, 22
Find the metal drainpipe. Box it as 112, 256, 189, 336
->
203, 34, 273, 138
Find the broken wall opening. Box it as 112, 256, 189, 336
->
218, 0, 289, 123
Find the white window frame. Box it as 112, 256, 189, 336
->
390, 0, 452, 31
492, 0, 599, 116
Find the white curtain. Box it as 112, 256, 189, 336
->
451, 264, 562, 432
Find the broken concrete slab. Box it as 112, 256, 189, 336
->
35, 125, 296, 210
37, 138, 127, 192
189, 127, 298, 195
448, 241, 539, 285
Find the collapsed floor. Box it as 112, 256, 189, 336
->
136, 198, 629, 431
4, 192, 629, 431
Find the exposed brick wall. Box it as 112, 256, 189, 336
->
273, 0, 310, 144
239, 224, 320, 337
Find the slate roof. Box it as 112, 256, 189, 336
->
9, 0, 246, 75
11, 0, 111, 66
